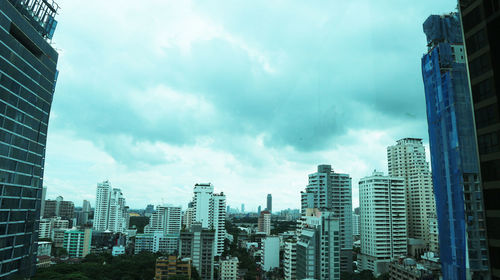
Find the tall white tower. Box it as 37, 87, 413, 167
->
93, 181, 127, 233
387, 138, 436, 255
94, 181, 111, 232
191, 183, 226, 256
358, 171, 407, 276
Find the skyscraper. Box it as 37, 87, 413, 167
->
241, 203, 245, 213
191, 183, 226, 256
358, 171, 407, 276
458, 2, 500, 278
0, 0, 59, 277
93, 181, 128, 233
300, 164, 353, 273
387, 138, 436, 256
266, 194, 272, 213
81, 200, 91, 225
422, 13, 490, 279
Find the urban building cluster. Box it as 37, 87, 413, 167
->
0, 0, 499, 279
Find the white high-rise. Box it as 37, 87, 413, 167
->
191, 183, 226, 256
387, 138, 436, 255
93, 181, 128, 233
145, 205, 182, 235
358, 171, 407, 276
300, 165, 353, 273
258, 210, 271, 235
352, 213, 360, 236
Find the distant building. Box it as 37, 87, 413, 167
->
358, 171, 407, 276
296, 209, 341, 280
63, 228, 92, 258
155, 256, 192, 280
39, 219, 53, 239
267, 194, 272, 213
220, 256, 239, 280
300, 164, 353, 273
389, 258, 441, 280
262, 236, 280, 271
182, 207, 194, 230
43, 196, 75, 220
93, 181, 128, 233
145, 205, 182, 235
179, 223, 215, 280
191, 183, 226, 256
80, 200, 91, 225
387, 138, 436, 256
352, 213, 360, 236
112, 245, 126, 256
134, 232, 179, 255
258, 205, 262, 215
145, 204, 155, 217
283, 239, 297, 280
422, 12, 490, 279
258, 210, 271, 235
241, 203, 245, 213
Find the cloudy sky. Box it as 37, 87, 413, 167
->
43, 0, 457, 211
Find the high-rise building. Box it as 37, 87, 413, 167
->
257, 205, 261, 215
283, 239, 297, 280
182, 207, 194, 230
296, 209, 341, 280
261, 236, 280, 272
300, 164, 353, 273
191, 183, 226, 256
43, 196, 74, 220
144, 205, 182, 235
0, 0, 60, 276
241, 203, 245, 213
458, 1, 500, 278
422, 13, 491, 280
62, 228, 92, 258
267, 194, 272, 213
93, 181, 128, 233
358, 171, 407, 276
179, 223, 215, 280
145, 204, 155, 217
257, 210, 271, 235
387, 138, 436, 256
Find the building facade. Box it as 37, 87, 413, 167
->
458, 1, 500, 278
358, 171, 407, 276
422, 13, 491, 280
145, 205, 182, 235
179, 223, 215, 280
155, 256, 192, 280
219, 256, 238, 280
261, 236, 279, 272
300, 164, 353, 273
296, 210, 341, 280
93, 181, 128, 233
134, 232, 179, 255
283, 239, 297, 280
191, 183, 226, 256
257, 210, 271, 235
43, 196, 74, 220
62, 228, 92, 258
0, 0, 60, 277
387, 138, 436, 256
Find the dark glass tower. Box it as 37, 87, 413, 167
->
0, 0, 59, 278
458, 1, 500, 279
266, 193, 272, 213
422, 13, 490, 280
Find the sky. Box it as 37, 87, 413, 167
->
43, 0, 457, 211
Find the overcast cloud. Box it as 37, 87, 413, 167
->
43, 0, 457, 211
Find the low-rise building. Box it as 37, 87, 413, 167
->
155, 256, 192, 280
37, 241, 52, 257
112, 245, 126, 256
220, 256, 239, 280
389, 258, 441, 280
62, 228, 92, 258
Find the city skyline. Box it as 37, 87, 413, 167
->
43, 0, 455, 210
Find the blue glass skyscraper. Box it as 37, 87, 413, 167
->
422, 13, 490, 280
0, 0, 59, 278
